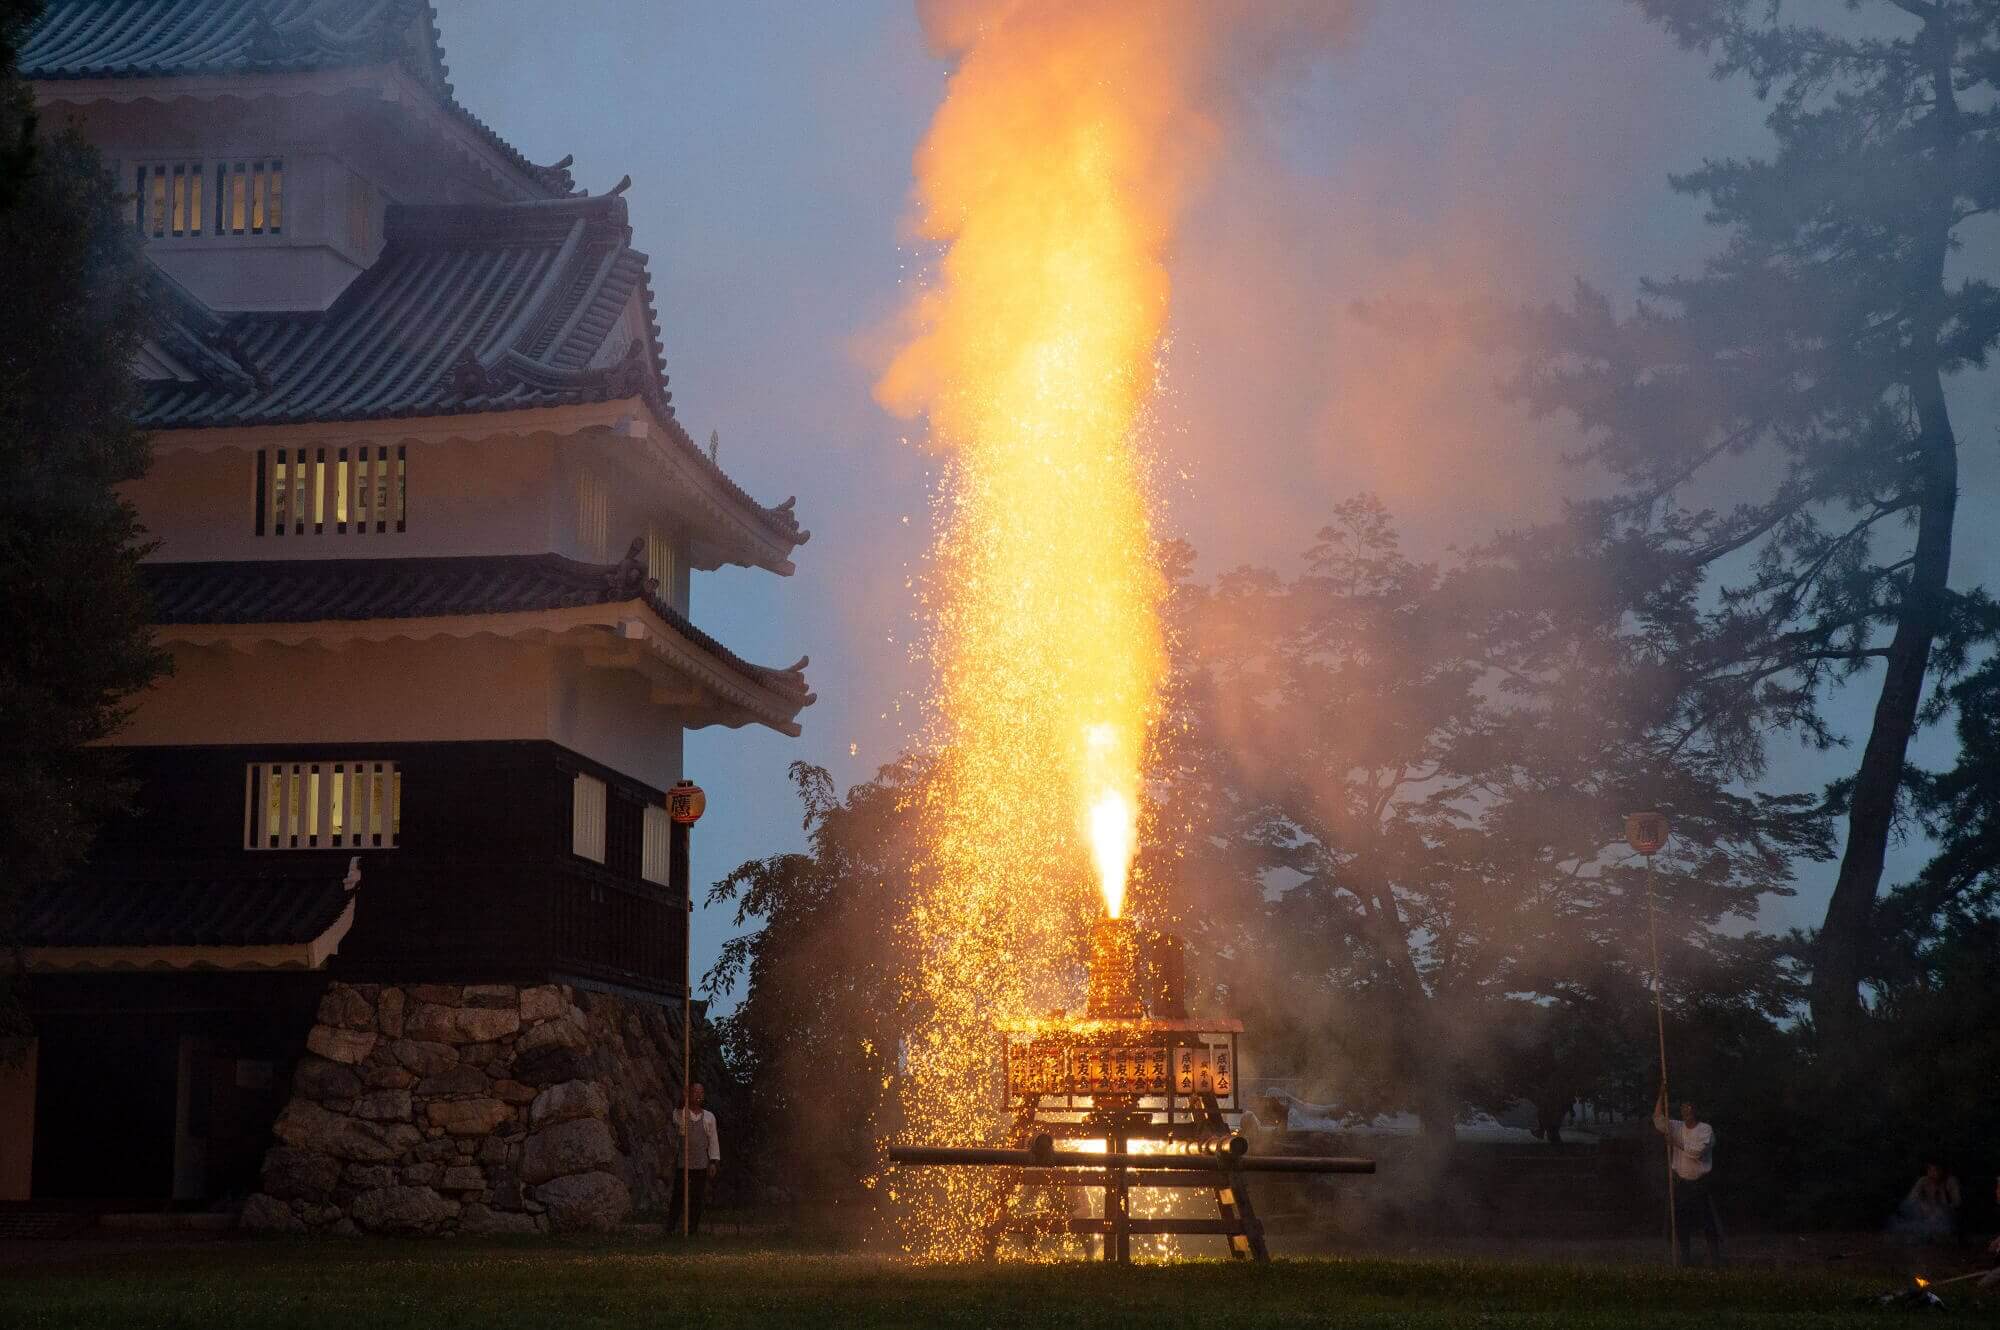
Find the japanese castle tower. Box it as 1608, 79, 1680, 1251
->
3, 1, 811, 1233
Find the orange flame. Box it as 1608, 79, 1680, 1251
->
1086, 724, 1138, 918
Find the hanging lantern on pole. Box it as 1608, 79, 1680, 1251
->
1624, 811, 1669, 857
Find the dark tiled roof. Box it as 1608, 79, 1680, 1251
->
149, 266, 262, 390
21, 864, 354, 948
143, 550, 816, 729
143, 192, 664, 422
21, 0, 575, 196
141, 190, 807, 550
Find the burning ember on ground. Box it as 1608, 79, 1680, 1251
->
874, 1, 1193, 1258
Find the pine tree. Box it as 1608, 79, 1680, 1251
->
1502, 0, 2000, 1038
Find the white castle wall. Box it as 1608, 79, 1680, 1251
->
117, 636, 687, 793
128, 435, 693, 616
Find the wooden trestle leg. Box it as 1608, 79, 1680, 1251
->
976, 1089, 1275, 1263
1199, 1091, 1268, 1261
1104, 1128, 1129, 1263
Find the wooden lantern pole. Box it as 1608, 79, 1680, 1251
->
669, 779, 707, 1238
1626, 811, 1675, 1267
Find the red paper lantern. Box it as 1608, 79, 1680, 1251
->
668, 780, 707, 826
1624, 811, 1669, 856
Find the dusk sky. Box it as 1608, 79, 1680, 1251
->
436, 0, 1998, 1001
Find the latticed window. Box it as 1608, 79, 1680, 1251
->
641, 804, 671, 885
645, 522, 676, 594
578, 471, 610, 562
134, 161, 204, 238
256, 446, 406, 536
571, 773, 607, 863
347, 173, 377, 251
133, 159, 282, 238
245, 760, 400, 850
217, 158, 283, 235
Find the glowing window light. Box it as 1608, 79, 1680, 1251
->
254, 447, 406, 536
245, 761, 400, 849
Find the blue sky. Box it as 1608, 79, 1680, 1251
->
435, 1, 1997, 1003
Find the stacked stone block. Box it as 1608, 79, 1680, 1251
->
242, 981, 683, 1235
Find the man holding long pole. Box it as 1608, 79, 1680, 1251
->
672, 1081, 721, 1237
667, 779, 708, 1237
1652, 1088, 1724, 1267
1626, 811, 1679, 1265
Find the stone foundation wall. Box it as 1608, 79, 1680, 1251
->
242, 981, 684, 1235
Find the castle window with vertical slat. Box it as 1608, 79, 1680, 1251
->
216, 158, 282, 235
256, 446, 405, 536
245, 761, 400, 850
645, 522, 676, 596
578, 470, 610, 562
641, 804, 672, 885
133, 161, 203, 238
571, 773, 607, 863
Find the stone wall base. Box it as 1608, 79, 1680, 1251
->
242, 981, 684, 1235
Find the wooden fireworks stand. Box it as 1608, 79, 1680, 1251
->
890, 919, 1375, 1263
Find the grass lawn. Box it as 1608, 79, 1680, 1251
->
1, 1236, 1989, 1329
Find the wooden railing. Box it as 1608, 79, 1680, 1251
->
549, 859, 686, 995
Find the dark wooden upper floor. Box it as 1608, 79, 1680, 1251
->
46, 740, 689, 998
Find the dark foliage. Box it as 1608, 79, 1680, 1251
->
0, 8, 166, 1034
1700, 904, 2000, 1233
0, 3, 36, 208
1166, 497, 1825, 1146
703, 759, 926, 1212
1888, 658, 2000, 939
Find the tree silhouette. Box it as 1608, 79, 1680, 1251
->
1502, 0, 2000, 1038
0, 4, 166, 1033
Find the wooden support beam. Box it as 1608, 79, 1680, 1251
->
1006, 1167, 1244, 1188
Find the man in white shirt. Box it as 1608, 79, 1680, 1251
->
1653, 1087, 1723, 1266
671, 1081, 721, 1235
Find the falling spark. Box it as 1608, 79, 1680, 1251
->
875, 0, 1182, 1260
875, 0, 1362, 1261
